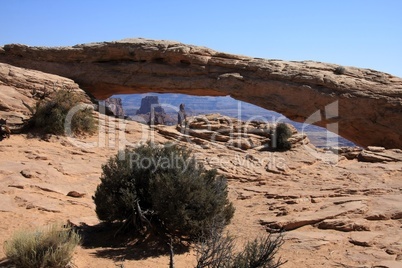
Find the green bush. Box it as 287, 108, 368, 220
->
93, 143, 235, 239
275, 123, 292, 151
31, 89, 96, 135
334, 66, 346, 75
3, 223, 81, 268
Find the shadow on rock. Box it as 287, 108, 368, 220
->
0, 258, 14, 268
78, 222, 190, 261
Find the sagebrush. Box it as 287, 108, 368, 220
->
93, 142, 235, 239
274, 123, 292, 151
31, 89, 96, 135
196, 229, 286, 268
232, 234, 285, 268
3, 223, 81, 268
334, 66, 346, 75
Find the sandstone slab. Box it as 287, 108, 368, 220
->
359, 148, 402, 162
260, 201, 366, 231
365, 195, 402, 220
349, 232, 379, 247
317, 218, 371, 232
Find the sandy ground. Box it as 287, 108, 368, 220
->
0, 116, 401, 267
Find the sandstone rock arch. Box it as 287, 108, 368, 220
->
1, 39, 402, 148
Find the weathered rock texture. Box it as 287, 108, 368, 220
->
1, 39, 402, 148
0, 63, 90, 132
104, 97, 124, 117
156, 113, 309, 153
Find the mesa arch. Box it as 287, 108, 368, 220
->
1, 38, 402, 148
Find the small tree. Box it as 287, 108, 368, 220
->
3, 223, 80, 268
274, 123, 292, 151
93, 143, 235, 239
31, 89, 96, 135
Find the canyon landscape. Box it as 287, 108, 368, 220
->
0, 39, 401, 268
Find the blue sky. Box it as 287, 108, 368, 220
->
1, 0, 401, 77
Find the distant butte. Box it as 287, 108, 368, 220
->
1, 38, 402, 148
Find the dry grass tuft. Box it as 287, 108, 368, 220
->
3, 223, 81, 268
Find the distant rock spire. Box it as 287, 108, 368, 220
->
136, 96, 165, 115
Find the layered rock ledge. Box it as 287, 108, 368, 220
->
1, 38, 402, 148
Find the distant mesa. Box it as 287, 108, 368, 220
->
133, 96, 175, 125
136, 96, 165, 115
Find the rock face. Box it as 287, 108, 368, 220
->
156, 113, 309, 152
105, 97, 125, 117
1, 39, 402, 148
330, 146, 402, 163
0, 63, 91, 132
358, 147, 402, 162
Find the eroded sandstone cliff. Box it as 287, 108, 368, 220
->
0, 64, 402, 267
1, 39, 401, 148
0, 63, 90, 132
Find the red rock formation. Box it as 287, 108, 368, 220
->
0, 63, 91, 131
105, 97, 125, 117
1, 39, 402, 148
136, 96, 164, 115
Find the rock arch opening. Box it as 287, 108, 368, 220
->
109, 93, 355, 148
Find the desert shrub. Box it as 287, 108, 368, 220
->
31, 89, 96, 135
232, 234, 285, 268
3, 223, 80, 268
195, 228, 235, 268
275, 123, 292, 151
93, 142, 235, 239
195, 230, 286, 268
334, 66, 346, 75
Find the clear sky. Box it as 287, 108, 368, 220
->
1, 0, 401, 77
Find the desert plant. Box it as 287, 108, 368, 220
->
195, 230, 286, 268
232, 234, 285, 268
31, 89, 96, 135
274, 123, 292, 151
93, 142, 235, 239
3, 223, 81, 268
334, 66, 346, 75
195, 228, 235, 268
